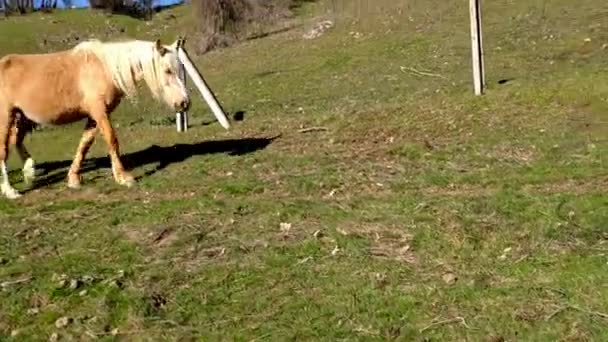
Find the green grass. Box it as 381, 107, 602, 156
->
1, 0, 608, 340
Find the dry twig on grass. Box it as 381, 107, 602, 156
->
545, 306, 568, 321
0, 276, 32, 289
419, 316, 472, 333
545, 304, 608, 321
400, 66, 448, 80
568, 304, 608, 319
298, 126, 328, 133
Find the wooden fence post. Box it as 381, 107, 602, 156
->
176, 57, 188, 132
469, 0, 485, 95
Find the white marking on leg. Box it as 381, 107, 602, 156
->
23, 158, 36, 184
1, 161, 21, 199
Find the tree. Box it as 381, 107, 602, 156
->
191, 0, 253, 53
3, 0, 34, 15
190, 0, 317, 53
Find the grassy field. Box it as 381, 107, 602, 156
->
1, 0, 607, 340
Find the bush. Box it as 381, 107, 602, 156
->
191, 0, 313, 53
89, 0, 153, 19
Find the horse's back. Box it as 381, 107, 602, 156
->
0, 49, 96, 124
0, 53, 23, 78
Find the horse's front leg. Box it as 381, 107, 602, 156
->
67, 119, 97, 189
0, 108, 20, 199
90, 110, 135, 187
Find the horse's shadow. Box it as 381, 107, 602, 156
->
26, 135, 279, 191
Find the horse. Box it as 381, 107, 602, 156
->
0, 38, 190, 199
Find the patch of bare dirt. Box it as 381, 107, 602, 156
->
122, 224, 188, 252
561, 322, 592, 342
515, 302, 552, 323
122, 226, 148, 245
420, 176, 607, 198
523, 177, 608, 195
21, 186, 201, 205
487, 143, 537, 165
421, 183, 497, 198
159, 244, 230, 274
337, 223, 417, 264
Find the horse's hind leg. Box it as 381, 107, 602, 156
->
14, 119, 36, 185
0, 107, 20, 199
18, 146, 35, 185
67, 119, 97, 189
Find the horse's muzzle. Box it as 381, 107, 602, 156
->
176, 99, 190, 111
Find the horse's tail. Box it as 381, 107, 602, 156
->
7, 111, 38, 147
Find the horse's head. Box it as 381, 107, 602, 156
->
153, 39, 190, 112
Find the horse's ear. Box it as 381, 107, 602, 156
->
155, 39, 168, 56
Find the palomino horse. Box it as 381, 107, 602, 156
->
0, 38, 190, 199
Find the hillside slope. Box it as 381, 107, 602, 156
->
0, 0, 607, 340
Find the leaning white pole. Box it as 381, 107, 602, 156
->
469, 0, 485, 95
177, 47, 231, 130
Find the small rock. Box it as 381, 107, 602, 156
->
57, 279, 68, 289
202, 247, 226, 258
486, 335, 505, 342
567, 211, 576, 220
110, 279, 123, 289
69, 279, 80, 290
81, 275, 95, 285
279, 222, 292, 232
79, 290, 88, 296
313, 230, 324, 238
27, 308, 40, 315
49, 332, 59, 342
55, 316, 71, 329
442, 272, 458, 285
336, 228, 348, 236
331, 245, 340, 256
11, 329, 20, 337
303, 20, 334, 40
52, 273, 68, 282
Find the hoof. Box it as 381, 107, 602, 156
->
117, 172, 135, 188
1, 184, 21, 199
119, 177, 136, 188
67, 181, 81, 190
67, 174, 81, 189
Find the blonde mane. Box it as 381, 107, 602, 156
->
72, 39, 168, 98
